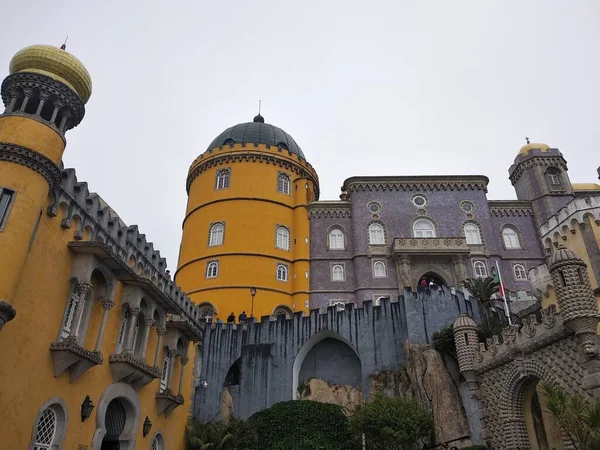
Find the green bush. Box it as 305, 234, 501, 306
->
248, 400, 352, 450
350, 394, 433, 449
432, 324, 456, 357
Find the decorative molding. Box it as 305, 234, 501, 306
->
0, 142, 61, 190
488, 201, 534, 217
307, 201, 352, 219
343, 176, 489, 193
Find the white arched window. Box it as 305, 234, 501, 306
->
206, 261, 219, 278
464, 223, 482, 245
546, 168, 562, 186
328, 228, 344, 250
209, 222, 224, 246
502, 227, 521, 249
215, 169, 230, 190
33, 407, 57, 449
277, 173, 291, 194
31, 402, 67, 450
373, 261, 387, 278
413, 219, 436, 238
276, 263, 288, 282
473, 261, 487, 277
198, 304, 215, 322
276, 226, 290, 250
151, 433, 164, 450
368, 223, 385, 244
331, 264, 345, 281
514, 264, 527, 280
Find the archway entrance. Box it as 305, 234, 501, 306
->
419, 271, 446, 288
101, 399, 127, 450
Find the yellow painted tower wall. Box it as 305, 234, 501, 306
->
176, 141, 318, 320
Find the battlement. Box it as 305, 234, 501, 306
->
307, 201, 352, 219
539, 195, 600, 239
528, 264, 553, 299
186, 142, 320, 196
48, 167, 204, 331
341, 175, 489, 193
472, 305, 568, 372
508, 148, 567, 184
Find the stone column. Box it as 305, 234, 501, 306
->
167, 349, 179, 390
396, 254, 412, 291
153, 326, 166, 367
123, 307, 141, 353
50, 102, 63, 123
452, 255, 468, 287
19, 89, 32, 112
58, 110, 72, 133
178, 357, 189, 396
140, 318, 155, 360
70, 282, 93, 339
94, 298, 114, 352
5, 93, 18, 113
35, 93, 50, 116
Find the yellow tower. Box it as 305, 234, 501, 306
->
176, 114, 319, 321
0, 44, 91, 328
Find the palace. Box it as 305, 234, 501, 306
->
0, 42, 599, 450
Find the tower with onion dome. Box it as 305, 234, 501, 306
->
176, 114, 319, 321
0, 44, 91, 327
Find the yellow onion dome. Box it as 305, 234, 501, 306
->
518, 142, 550, 156
9, 44, 92, 104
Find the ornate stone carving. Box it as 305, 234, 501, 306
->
101, 298, 115, 311
0, 142, 61, 190
49, 338, 103, 381
156, 326, 167, 337
180, 357, 189, 366
76, 281, 93, 297
521, 315, 537, 338
144, 318, 155, 328
541, 304, 557, 328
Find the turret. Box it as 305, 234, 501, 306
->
0, 44, 91, 329
548, 245, 600, 356
453, 313, 479, 391
508, 141, 575, 226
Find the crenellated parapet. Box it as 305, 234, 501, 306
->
528, 264, 553, 299
488, 200, 534, 217
539, 195, 600, 241
307, 201, 351, 219
508, 147, 567, 185
342, 175, 489, 193
47, 167, 204, 336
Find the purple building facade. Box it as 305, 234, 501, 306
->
308, 145, 575, 311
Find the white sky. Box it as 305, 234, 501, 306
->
2, 1, 599, 270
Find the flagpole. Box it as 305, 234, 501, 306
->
495, 261, 512, 325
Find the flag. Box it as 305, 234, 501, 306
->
494, 262, 512, 325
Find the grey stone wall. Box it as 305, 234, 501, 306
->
298, 338, 362, 387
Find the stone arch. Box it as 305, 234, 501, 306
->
499, 361, 563, 450
292, 330, 361, 398
271, 305, 293, 319
415, 270, 449, 288
28, 396, 69, 450
198, 302, 217, 322
91, 382, 140, 450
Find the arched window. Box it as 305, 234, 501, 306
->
413, 219, 436, 238
277, 173, 290, 194
272, 306, 293, 319
473, 261, 487, 277
328, 228, 345, 250
198, 304, 215, 322
30, 401, 67, 450
373, 261, 387, 278
276, 263, 288, 282
368, 223, 385, 244
502, 227, 521, 249
215, 169, 230, 190
331, 264, 345, 281
546, 168, 562, 187
209, 222, 224, 246
276, 226, 290, 250
514, 264, 527, 280
206, 261, 219, 278
150, 433, 164, 450
464, 223, 482, 245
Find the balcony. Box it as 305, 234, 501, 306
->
109, 352, 161, 391
393, 237, 470, 256
155, 388, 184, 417
166, 313, 203, 341
49, 337, 103, 382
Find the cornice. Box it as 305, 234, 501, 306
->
343, 176, 489, 193
488, 201, 534, 217
0, 142, 61, 190
186, 152, 320, 198
308, 201, 352, 219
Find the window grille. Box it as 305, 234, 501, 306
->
33, 408, 56, 450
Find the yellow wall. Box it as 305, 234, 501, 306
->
0, 194, 194, 450
176, 143, 318, 319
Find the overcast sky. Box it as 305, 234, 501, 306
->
2, 1, 599, 269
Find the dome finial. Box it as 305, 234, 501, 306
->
60, 36, 68, 50
525, 136, 530, 144
253, 100, 264, 123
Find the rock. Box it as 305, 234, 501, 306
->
221, 387, 234, 423
300, 378, 363, 415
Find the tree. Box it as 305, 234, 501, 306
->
539, 382, 600, 450
350, 394, 433, 449
185, 416, 257, 450
462, 277, 499, 328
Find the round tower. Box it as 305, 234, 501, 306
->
0, 44, 91, 329
548, 245, 600, 356
453, 313, 479, 391
176, 114, 319, 321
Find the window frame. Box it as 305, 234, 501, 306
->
368, 222, 386, 245
277, 172, 291, 195
502, 226, 521, 249
0, 187, 16, 232
159, 352, 170, 393
29, 398, 68, 450
208, 222, 225, 247
464, 223, 482, 245
275, 225, 291, 251
206, 260, 219, 279
473, 261, 488, 278
328, 227, 345, 250
513, 263, 527, 280
331, 263, 345, 282
276, 263, 289, 282
412, 218, 436, 238
373, 295, 391, 306
215, 168, 231, 190
373, 260, 387, 278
